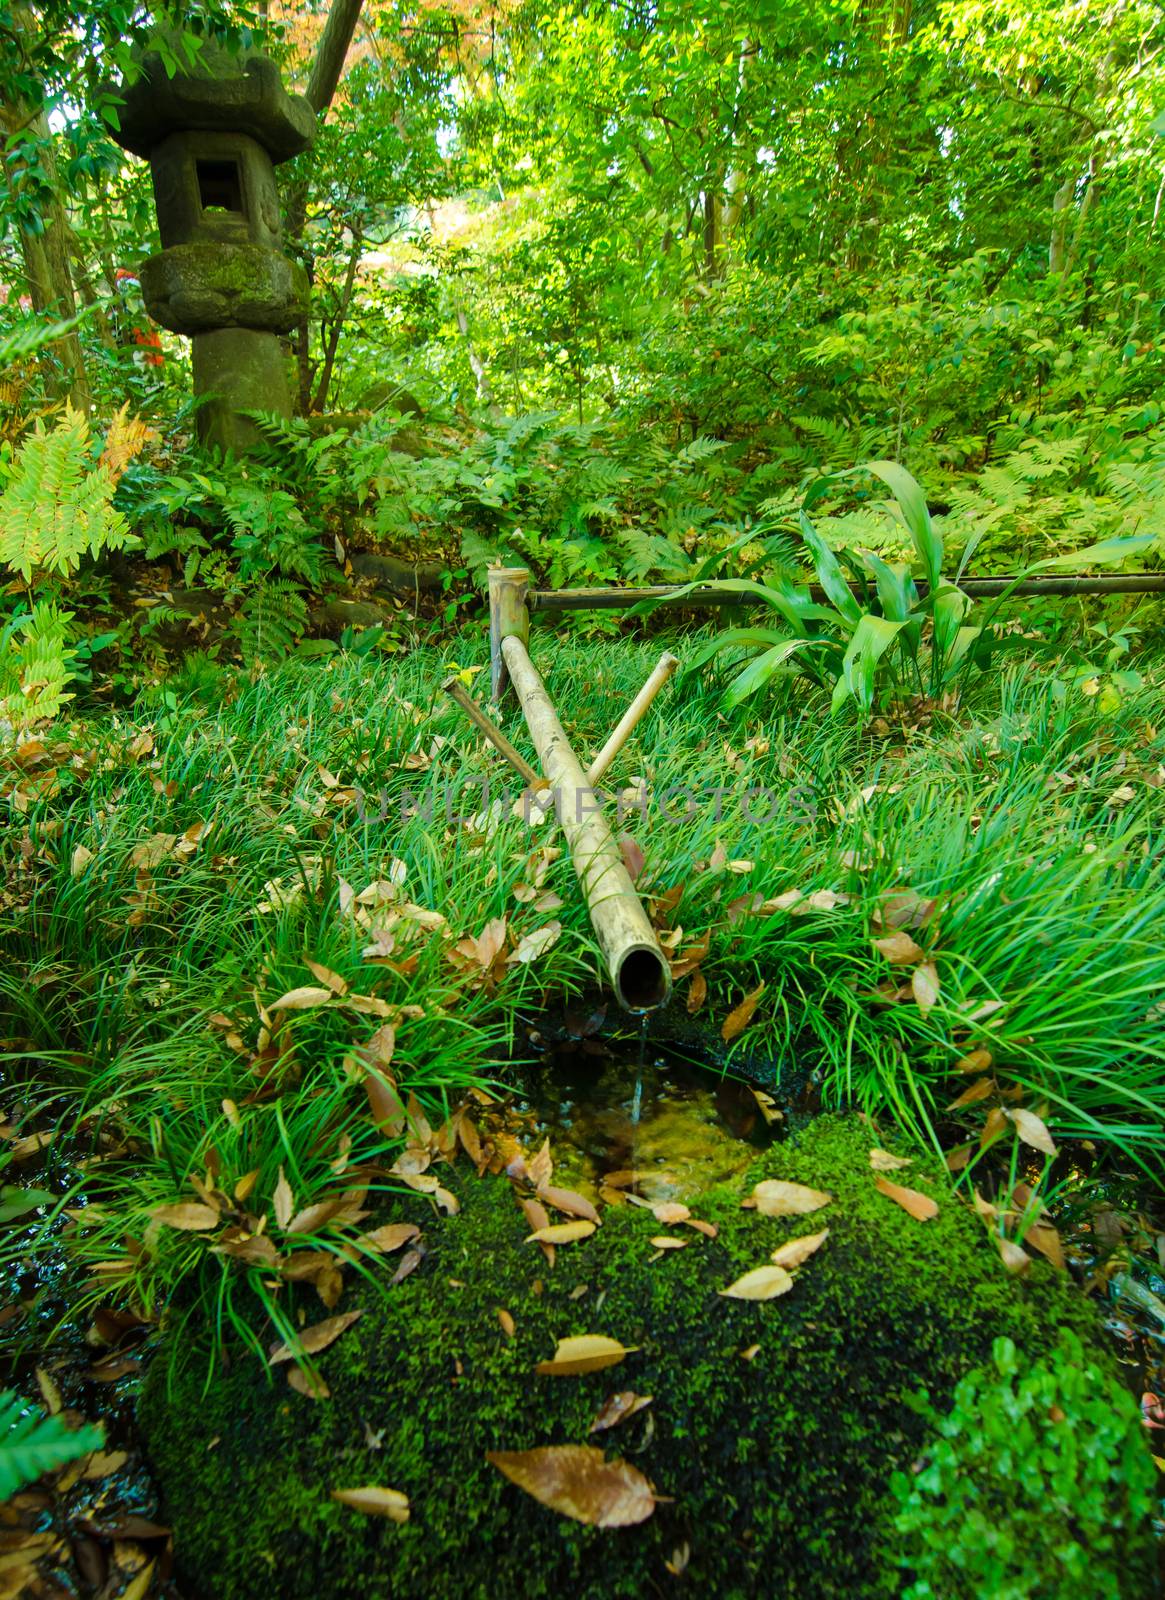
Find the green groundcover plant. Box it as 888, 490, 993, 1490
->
890, 1332, 1157, 1600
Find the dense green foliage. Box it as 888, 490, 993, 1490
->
1, 2, 1164, 1581
891, 1331, 1157, 1599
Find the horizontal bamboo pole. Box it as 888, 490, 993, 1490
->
529, 573, 1165, 612
501, 633, 671, 1013
587, 651, 679, 789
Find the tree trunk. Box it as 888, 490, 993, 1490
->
284, 0, 367, 413
0, 104, 90, 410
311, 220, 364, 413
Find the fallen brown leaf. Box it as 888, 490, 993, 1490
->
535, 1335, 635, 1376
526, 1221, 596, 1245
871, 931, 924, 964
747, 1180, 832, 1218
538, 1185, 601, 1225
719, 1265, 794, 1301
487, 1445, 658, 1527
589, 1392, 654, 1434
330, 1485, 410, 1522
874, 1175, 938, 1221
150, 1202, 220, 1231
1006, 1107, 1057, 1158
269, 1309, 363, 1365
770, 1228, 829, 1270
868, 1148, 912, 1171
722, 982, 765, 1042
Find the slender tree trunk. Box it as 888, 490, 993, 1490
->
311, 220, 364, 412
284, 0, 367, 413
0, 102, 89, 409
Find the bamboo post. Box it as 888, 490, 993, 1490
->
587, 651, 679, 788
489, 566, 531, 701
441, 676, 544, 789
501, 633, 672, 1012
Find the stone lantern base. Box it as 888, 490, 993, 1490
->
192, 327, 292, 453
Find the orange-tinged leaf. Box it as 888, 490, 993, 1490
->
994, 1236, 1031, 1274
269, 1309, 363, 1365
527, 1138, 553, 1189
305, 959, 348, 995
868, 1148, 912, 1171
770, 1228, 829, 1269
487, 1446, 657, 1527
874, 1176, 938, 1221
911, 962, 940, 1018
498, 1308, 516, 1339
360, 1223, 421, 1254
954, 1046, 993, 1075
538, 1185, 600, 1225
871, 931, 924, 964
288, 1366, 330, 1400
947, 1076, 995, 1110
719, 1265, 794, 1301
269, 985, 335, 1011
535, 1334, 634, 1376
234, 1169, 260, 1203
687, 970, 707, 1015
151, 1202, 220, 1231
526, 1221, 596, 1245
363, 1069, 406, 1138
1006, 1107, 1057, 1158
722, 982, 765, 1042
683, 1218, 719, 1238
651, 1201, 690, 1225
1024, 1223, 1065, 1270
748, 1180, 832, 1217
589, 1392, 653, 1434
330, 1486, 410, 1522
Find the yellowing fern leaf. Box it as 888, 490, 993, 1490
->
0, 405, 134, 581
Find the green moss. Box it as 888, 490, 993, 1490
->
138, 1116, 1154, 1600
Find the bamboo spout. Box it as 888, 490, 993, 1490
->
500, 633, 671, 1013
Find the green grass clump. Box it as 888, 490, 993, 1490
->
1, 635, 1163, 1347
136, 1115, 1157, 1600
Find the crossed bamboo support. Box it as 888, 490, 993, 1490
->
442, 567, 675, 1013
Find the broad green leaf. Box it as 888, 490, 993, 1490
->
836, 615, 908, 715
1023, 535, 1155, 574
677, 628, 797, 682
856, 550, 918, 621
861, 461, 942, 590
724, 638, 824, 706
798, 511, 862, 625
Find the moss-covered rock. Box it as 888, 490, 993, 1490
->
138, 1116, 1155, 1600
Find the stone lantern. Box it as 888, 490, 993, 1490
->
108, 41, 317, 452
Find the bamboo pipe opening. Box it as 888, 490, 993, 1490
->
614, 944, 672, 1012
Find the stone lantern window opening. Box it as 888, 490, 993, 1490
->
196, 158, 244, 216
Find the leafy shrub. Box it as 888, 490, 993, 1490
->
0, 404, 144, 582
0, 602, 76, 727
680, 461, 1151, 716
0, 404, 148, 723
890, 1332, 1157, 1600
0, 1390, 103, 1499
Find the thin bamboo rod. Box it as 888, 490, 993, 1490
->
586, 651, 679, 788
529, 573, 1165, 612
442, 675, 544, 789
501, 633, 671, 1013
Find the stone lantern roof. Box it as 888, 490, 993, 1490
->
109, 42, 316, 164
